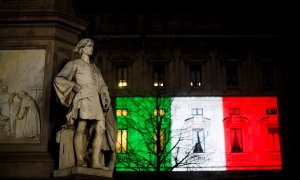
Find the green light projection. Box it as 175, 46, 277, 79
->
115, 97, 172, 172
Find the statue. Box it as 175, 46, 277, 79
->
16, 90, 40, 140
0, 86, 40, 140
0, 86, 12, 135
53, 38, 117, 177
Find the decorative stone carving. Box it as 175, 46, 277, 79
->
0, 49, 44, 143
15, 90, 40, 141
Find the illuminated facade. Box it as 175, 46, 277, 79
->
115, 97, 281, 171
115, 97, 172, 171
223, 97, 281, 170
171, 97, 226, 171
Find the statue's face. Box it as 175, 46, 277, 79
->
18, 92, 25, 98
82, 41, 94, 56
2, 87, 7, 92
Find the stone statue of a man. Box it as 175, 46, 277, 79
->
53, 38, 117, 171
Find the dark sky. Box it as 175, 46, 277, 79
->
74, 0, 293, 15
73, 0, 296, 37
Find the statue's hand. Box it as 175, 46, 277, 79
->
67, 119, 74, 125
73, 84, 82, 92
103, 104, 109, 112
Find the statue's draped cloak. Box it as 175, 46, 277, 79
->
54, 59, 117, 151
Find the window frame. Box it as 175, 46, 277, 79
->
261, 62, 275, 88
192, 108, 203, 116
154, 129, 166, 153
192, 128, 205, 153
229, 108, 240, 115
266, 108, 277, 115
116, 109, 128, 116
117, 65, 128, 88
230, 128, 243, 153
190, 65, 202, 87
153, 65, 165, 87
225, 63, 239, 88
267, 127, 280, 152
116, 129, 128, 153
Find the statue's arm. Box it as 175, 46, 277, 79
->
53, 61, 76, 107
17, 99, 26, 119
100, 87, 111, 111
96, 67, 111, 111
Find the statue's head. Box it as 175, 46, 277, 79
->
1, 85, 8, 92
74, 38, 94, 57
18, 90, 28, 98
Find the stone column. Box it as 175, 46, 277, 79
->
0, 0, 89, 178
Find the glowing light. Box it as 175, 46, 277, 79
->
118, 80, 128, 87
122, 109, 128, 116
116, 109, 122, 116
116, 130, 127, 153
190, 82, 201, 87
117, 109, 128, 116
154, 109, 165, 116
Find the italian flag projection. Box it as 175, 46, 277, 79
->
116, 97, 281, 171
115, 97, 172, 172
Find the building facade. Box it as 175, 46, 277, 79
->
0, 0, 297, 179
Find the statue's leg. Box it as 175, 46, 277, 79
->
91, 120, 110, 170
74, 120, 87, 167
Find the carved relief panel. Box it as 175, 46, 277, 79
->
0, 49, 45, 143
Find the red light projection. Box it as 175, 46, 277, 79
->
223, 97, 281, 170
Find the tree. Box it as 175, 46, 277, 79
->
114, 95, 213, 179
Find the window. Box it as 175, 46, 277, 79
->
192, 108, 203, 116
154, 130, 165, 153
225, 64, 238, 87
267, 127, 280, 152
266, 108, 277, 115
261, 64, 275, 88
116, 109, 128, 116
190, 65, 202, 87
193, 128, 205, 153
153, 65, 165, 87
117, 66, 128, 87
230, 128, 243, 153
116, 130, 127, 153
154, 109, 165, 117
229, 108, 240, 115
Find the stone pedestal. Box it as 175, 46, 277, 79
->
56, 128, 75, 169
53, 166, 113, 179
54, 129, 114, 179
